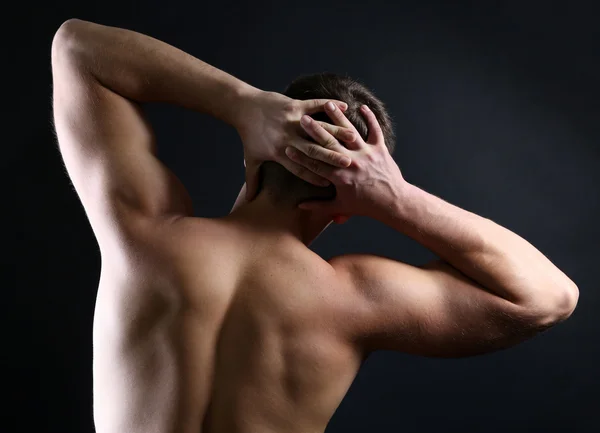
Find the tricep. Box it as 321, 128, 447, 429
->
330, 255, 569, 358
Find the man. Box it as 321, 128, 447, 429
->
51, 19, 578, 433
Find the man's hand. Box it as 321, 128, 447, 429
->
285, 103, 407, 220
236, 90, 352, 200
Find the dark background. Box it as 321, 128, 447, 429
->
6, 1, 598, 432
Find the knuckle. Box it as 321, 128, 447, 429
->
330, 169, 344, 182
338, 173, 353, 186
283, 100, 298, 115
324, 137, 337, 149
306, 145, 319, 158
375, 146, 387, 156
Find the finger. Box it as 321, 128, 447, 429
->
302, 99, 348, 114
322, 100, 357, 130
285, 146, 338, 180
360, 105, 385, 145
291, 137, 351, 168
278, 155, 332, 187
315, 121, 357, 145
300, 115, 352, 155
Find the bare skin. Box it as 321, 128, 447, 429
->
52, 20, 579, 433
94, 209, 366, 433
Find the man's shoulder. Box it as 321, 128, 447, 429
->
100, 214, 238, 276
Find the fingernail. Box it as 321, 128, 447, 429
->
362, 104, 370, 111
326, 101, 336, 111
301, 115, 311, 125
285, 147, 296, 158
340, 157, 351, 167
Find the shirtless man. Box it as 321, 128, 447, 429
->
51, 19, 579, 433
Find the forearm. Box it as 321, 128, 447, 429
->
54, 19, 258, 127
381, 182, 578, 308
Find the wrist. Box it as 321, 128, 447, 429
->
371, 178, 415, 224
229, 83, 263, 131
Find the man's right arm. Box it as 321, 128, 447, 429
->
291, 102, 579, 357
331, 181, 578, 357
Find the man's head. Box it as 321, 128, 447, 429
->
256, 72, 396, 208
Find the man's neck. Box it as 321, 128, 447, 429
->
226, 194, 332, 246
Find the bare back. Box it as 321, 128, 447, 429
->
51, 19, 577, 433
92, 215, 365, 433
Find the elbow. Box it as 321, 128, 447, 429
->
51, 19, 86, 62
553, 282, 579, 321
530, 283, 579, 327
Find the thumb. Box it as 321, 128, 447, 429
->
245, 162, 260, 201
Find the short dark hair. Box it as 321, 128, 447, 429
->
257, 72, 396, 206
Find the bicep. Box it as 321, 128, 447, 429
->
51, 36, 193, 250
333, 255, 545, 358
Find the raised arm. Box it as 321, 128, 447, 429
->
331, 185, 578, 357
288, 102, 579, 357
51, 19, 259, 252
54, 19, 257, 124
52, 19, 352, 256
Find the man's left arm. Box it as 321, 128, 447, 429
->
52, 19, 352, 256
51, 19, 261, 253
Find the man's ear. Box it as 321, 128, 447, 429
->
332, 215, 350, 224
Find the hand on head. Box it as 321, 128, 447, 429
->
236, 90, 351, 201
285, 101, 405, 222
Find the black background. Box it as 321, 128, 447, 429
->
6, 1, 599, 432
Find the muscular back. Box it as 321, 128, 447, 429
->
92, 215, 365, 433
51, 19, 576, 433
